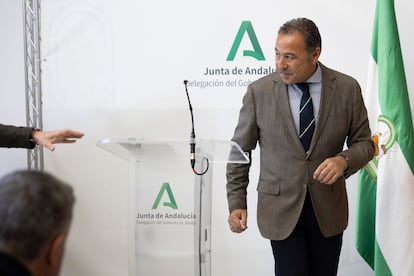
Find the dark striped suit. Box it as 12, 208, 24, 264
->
226, 63, 374, 275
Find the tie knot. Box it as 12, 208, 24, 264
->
296, 83, 309, 95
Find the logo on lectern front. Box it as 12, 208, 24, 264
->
152, 182, 178, 210
136, 182, 196, 226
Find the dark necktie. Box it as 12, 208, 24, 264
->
297, 83, 315, 152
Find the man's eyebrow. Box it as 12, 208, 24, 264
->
275, 49, 296, 56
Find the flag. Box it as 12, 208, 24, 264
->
355, 0, 414, 275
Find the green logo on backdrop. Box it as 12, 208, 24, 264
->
227, 21, 265, 61
152, 182, 178, 209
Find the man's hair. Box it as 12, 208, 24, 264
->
279, 18, 322, 52
0, 170, 75, 260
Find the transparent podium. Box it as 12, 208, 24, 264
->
97, 138, 249, 276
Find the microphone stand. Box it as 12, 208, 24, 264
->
183, 80, 209, 175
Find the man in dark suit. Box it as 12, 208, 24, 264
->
0, 124, 84, 151
226, 18, 375, 276
0, 170, 75, 276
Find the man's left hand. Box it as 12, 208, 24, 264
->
313, 156, 348, 185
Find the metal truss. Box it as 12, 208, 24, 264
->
23, 0, 43, 170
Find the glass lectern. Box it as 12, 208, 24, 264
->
97, 138, 249, 276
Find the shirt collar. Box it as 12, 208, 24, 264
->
305, 63, 322, 84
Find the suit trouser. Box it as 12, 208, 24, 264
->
270, 192, 343, 276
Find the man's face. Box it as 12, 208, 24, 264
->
275, 31, 320, 84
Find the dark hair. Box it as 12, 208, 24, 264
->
0, 170, 75, 260
279, 18, 322, 52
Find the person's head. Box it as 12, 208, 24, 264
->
0, 170, 75, 276
275, 18, 322, 84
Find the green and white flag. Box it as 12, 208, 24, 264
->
356, 0, 414, 275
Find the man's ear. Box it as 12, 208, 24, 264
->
46, 233, 67, 267
312, 47, 321, 63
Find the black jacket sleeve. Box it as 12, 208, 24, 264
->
0, 124, 36, 149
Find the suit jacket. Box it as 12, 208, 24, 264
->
226, 63, 375, 240
0, 124, 35, 149
0, 252, 31, 276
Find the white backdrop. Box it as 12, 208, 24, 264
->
0, 0, 27, 176
1, 0, 414, 275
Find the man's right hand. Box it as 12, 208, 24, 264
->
228, 209, 248, 233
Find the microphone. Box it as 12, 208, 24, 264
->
183, 80, 208, 175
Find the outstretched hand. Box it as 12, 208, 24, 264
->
32, 129, 84, 151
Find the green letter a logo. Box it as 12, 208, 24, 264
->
152, 182, 178, 209
227, 21, 265, 61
